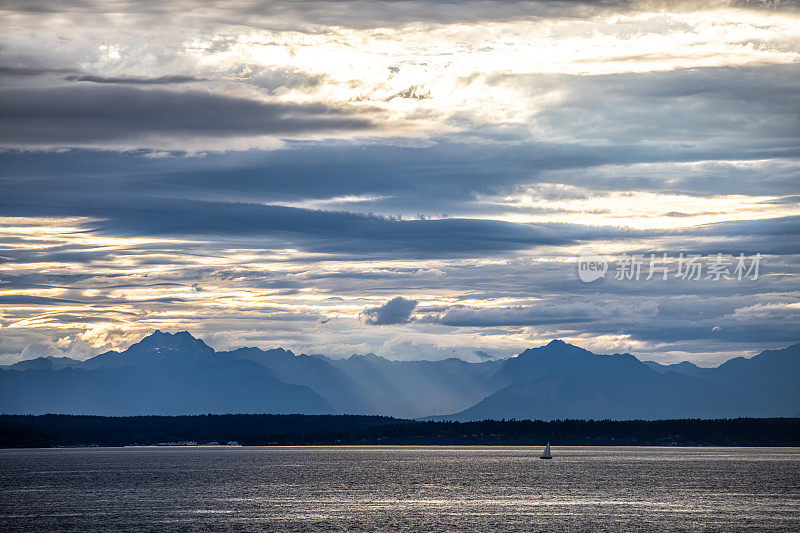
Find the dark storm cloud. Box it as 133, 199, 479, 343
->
84, 200, 576, 254
1, 151, 797, 258
362, 296, 418, 325
0, 85, 372, 145
1, 64, 797, 198
4, 140, 654, 197
3, 136, 793, 212
0, 295, 82, 305
0, 65, 76, 76
0, 193, 575, 256
63, 74, 203, 85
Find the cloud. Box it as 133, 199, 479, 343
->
0, 0, 797, 363
0, 1, 636, 29
0, 85, 373, 147
362, 297, 419, 325
64, 74, 203, 85
233, 66, 324, 94
421, 301, 659, 327
504, 64, 800, 149
0, 65, 76, 76
0, 189, 578, 255
5, 1, 794, 31
5, 135, 794, 218
0, 295, 82, 305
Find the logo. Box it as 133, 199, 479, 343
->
578, 250, 607, 282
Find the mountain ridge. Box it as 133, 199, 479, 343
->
2, 332, 798, 420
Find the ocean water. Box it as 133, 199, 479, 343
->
1, 446, 798, 531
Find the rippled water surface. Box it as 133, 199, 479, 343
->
1, 446, 799, 531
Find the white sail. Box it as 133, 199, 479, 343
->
540, 442, 552, 459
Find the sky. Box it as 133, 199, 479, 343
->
0, 0, 798, 365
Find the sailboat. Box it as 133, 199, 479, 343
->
540, 442, 552, 459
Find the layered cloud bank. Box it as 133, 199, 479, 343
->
0, 1, 798, 363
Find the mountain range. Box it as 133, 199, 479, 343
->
1, 331, 798, 420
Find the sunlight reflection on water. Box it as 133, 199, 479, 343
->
1, 446, 798, 531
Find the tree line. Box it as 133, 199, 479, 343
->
1, 414, 798, 448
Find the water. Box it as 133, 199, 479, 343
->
1, 446, 798, 531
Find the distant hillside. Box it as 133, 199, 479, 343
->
0, 332, 332, 416
642, 344, 800, 417
2, 356, 80, 371
1, 332, 798, 420
323, 353, 501, 418
220, 347, 398, 416
435, 340, 766, 421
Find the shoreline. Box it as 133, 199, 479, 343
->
3, 414, 798, 448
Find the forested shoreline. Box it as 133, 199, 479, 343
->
1, 414, 798, 448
